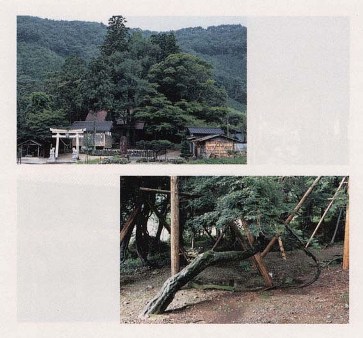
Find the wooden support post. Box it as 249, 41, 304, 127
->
330, 208, 343, 244
120, 204, 141, 242
343, 190, 349, 270
212, 225, 228, 251
232, 220, 273, 287
305, 176, 347, 248
277, 236, 287, 260
170, 176, 180, 276
261, 176, 322, 257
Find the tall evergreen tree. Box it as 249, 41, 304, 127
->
101, 15, 130, 56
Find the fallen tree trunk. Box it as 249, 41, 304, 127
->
139, 248, 259, 318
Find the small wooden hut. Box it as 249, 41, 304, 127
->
190, 134, 243, 158
17, 139, 43, 158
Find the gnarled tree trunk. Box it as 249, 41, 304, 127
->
139, 247, 259, 318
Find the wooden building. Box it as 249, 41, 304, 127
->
17, 139, 43, 158
186, 127, 224, 139
70, 121, 113, 149
115, 118, 145, 146
190, 134, 243, 158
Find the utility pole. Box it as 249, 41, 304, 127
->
170, 176, 180, 275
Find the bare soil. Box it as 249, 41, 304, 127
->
120, 244, 349, 324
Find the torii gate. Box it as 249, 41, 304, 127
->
50, 128, 86, 158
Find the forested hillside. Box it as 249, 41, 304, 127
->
17, 16, 247, 151
17, 17, 106, 112
175, 25, 247, 110
17, 16, 246, 107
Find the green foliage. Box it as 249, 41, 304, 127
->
17, 16, 247, 146
136, 139, 174, 153
187, 156, 247, 164
174, 25, 247, 106
180, 140, 192, 158
101, 16, 129, 56
24, 92, 67, 142
150, 32, 181, 62
180, 176, 348, 245
46, 56, 89, 123
148, 53, 226, 106
100, 156, 130, 164
135, 94, 186, 140
17, 16, 106, 59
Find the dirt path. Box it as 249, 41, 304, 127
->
120, 244, 348, 324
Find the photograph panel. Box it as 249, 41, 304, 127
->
120, 176, 349, 324
16, 16, 247, 165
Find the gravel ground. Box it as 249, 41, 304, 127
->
120, 244, 348, 324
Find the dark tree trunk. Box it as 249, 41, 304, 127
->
120, 204, 141, 263
139, 248, 259, 318
120, 226, 134, 263
155, 222, 164, 243
135, 205, 151, 265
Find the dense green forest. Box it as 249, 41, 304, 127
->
120, 176, 348, 264
17, 15, 247, 148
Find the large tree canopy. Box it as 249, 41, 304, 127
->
148, 53, 227, 105
17, 15, 247, 147
23, 92, 67, 142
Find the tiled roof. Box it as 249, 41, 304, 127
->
187, 127, 224, 135
71, 121, 113, 132
192, 134, 243, 143
17, 139, 43, 147
85, 110, 108, 122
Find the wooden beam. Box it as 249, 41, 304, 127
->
120, 204, 141, 242
140, 187, 201, 198
170, 176, 180, 275
343, 185, 349, 270
330, 207, 343, 244
212, 225, 228, 251
305, 176, 347, 248
261, 176, 322, 257
233, 220, 273, 287
277, 236, 287, 260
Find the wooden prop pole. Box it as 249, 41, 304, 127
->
170, 176, 180, 276
261, 176, 322, 257
305, 176, 347, 248
343, 184, 349, 270
234, 220, 273, 287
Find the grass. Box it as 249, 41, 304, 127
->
187, 156, 247, 164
